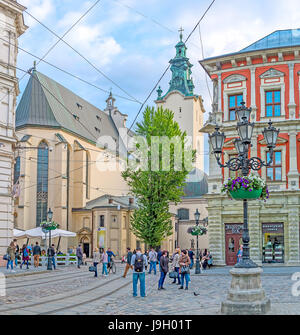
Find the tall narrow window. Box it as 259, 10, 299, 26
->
86, 151, 89, 199
266, 151, 282, 181
265, 90, 281, 117
14, 156, 20, 184
36, 142, 49, 226
229, 94, 243, 120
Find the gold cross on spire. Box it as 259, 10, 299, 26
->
178, 27, 184, 41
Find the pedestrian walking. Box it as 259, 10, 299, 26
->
6, 241, 16, 271
148, 247, 158, 275
179, 249, 191, 290
171, 248, 181, 285
76, 244, 83, 268
20, 244, 29, 269
131, 247, 148, 297
188, 248, 194, 269
13, 239, 19, 267
93, 247, 101, 277
33, 241, 41, 268
122, 247, 133, 278
158, 250, 169, 290
237, 245, 243, 263
47, 244, 56, 269
102, 249, 108, 276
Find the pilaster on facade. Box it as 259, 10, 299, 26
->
288, 63, 296, 119
286, 201, 300, 264
248, 204, 262, 265
207, 199, 225, 265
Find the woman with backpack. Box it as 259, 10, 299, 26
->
20, 244, 30, 269
158, 250, 169, 290
178, 249, 191, 290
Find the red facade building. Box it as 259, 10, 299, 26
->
201, 29, 300, 266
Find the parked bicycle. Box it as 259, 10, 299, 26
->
108, 256, 116, 274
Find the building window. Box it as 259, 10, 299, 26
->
262, 223, 284, 263
36, 141, 49, 226
265, 90, 281, 117
86, 152, 89, 199
14, 156, 20, 184
177, 208, 189, 220
228, 94, 243, 120
266, 151, 282, 181
99, 215, 105, 227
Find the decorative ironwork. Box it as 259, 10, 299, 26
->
209, 101, 280, 269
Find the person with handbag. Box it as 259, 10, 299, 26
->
92, 247, 101, 277
158, 250, 169, 290
171, 248, 181, 285
178, 249, 191, 290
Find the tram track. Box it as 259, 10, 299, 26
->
6, 271, 92, 290
0, 274, 128, 314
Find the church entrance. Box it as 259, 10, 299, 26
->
83, 243, 90, 258
225, 224, 243, 265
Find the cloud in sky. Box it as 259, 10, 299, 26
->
17, 0, 300, 173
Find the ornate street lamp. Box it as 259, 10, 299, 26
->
194, 209, 201, 274
47, 208, 53, 271
209, 102, 280, 268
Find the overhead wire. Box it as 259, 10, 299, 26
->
0, 36, 140, 103
24, 9, 142, 105
127, 0, 216, 133
0, 0, 103, 104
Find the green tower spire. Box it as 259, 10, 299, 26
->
158, 27, 195, 100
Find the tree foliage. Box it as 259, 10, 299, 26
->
122, 106, 195, 247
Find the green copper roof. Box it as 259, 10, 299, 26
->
16, 71, 121, 146
157, 33, 195, 100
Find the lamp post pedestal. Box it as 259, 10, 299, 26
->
221, 267, 270, 315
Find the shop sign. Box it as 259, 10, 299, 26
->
225, 224, 243, 234
262, 223, 284, 233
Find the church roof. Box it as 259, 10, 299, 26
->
183, 168, 208, 198
16, 71, 122, 147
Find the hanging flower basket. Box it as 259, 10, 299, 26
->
40, 221, 59, 231
187, 226, 207, 236
229, 188, 262, 200
221, 174, 269, 201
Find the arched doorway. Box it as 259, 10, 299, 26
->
80, 236, 90, 258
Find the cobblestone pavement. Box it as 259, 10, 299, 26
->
0, 265, 299, 314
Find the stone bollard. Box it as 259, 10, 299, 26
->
221, 267, 270, 315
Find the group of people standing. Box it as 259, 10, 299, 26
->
120, 246, 211, 298
5, 240, 56, 271
91, 247, 115, 277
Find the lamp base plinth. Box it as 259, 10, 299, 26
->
221, 267, 270, 315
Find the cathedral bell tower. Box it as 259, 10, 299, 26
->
155, 28, 205, 171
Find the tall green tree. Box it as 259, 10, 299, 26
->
122, 106, 195, 247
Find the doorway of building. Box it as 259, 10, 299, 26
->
225, 224, 243, 265
83, 243, 90, 258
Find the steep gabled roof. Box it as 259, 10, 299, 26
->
16, 71, 121, 146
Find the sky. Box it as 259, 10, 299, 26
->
17, 0, 300, 173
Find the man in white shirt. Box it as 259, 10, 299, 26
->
148, 248, 158, 275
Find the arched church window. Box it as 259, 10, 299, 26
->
14, 156, 20, 184
36, 141, 49, 226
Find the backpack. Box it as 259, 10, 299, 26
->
134, 254, 144, 272
23, 248, 28, 258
